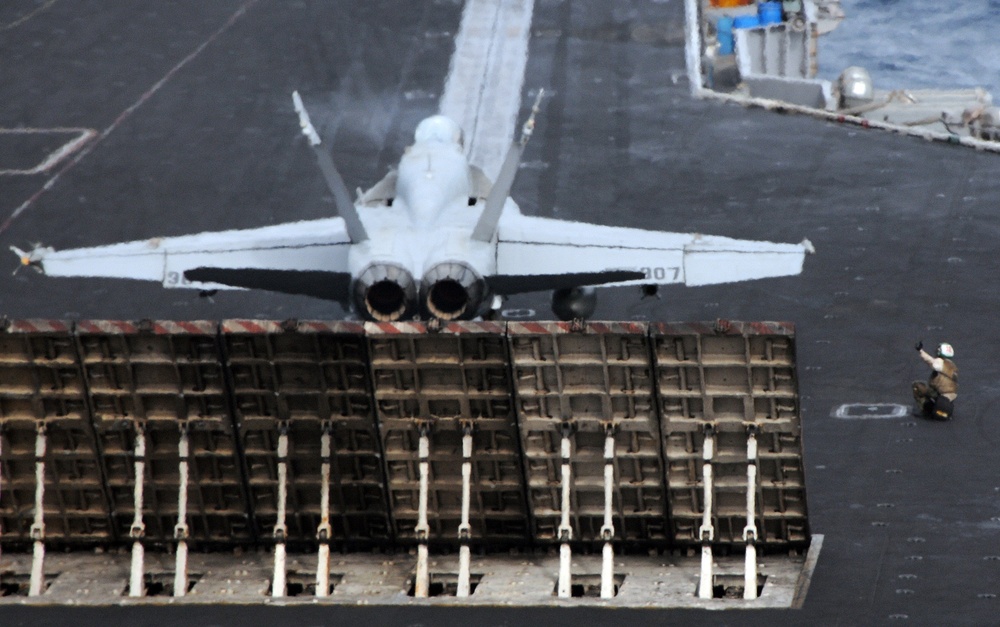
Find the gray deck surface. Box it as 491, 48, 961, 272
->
0, 551, 811, 609
1, 0, 999, 625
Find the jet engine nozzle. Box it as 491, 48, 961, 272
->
421, 262, 486, 320
354, 263, 417, 321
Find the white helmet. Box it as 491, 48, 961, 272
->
937, 343, 954, 359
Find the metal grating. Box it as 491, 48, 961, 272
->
366, 321, 528, 544
652, 322, 808, 547
0, 320, 111, 543
507, 322, 667, 544
0, 318, 808, 552
74, 320, 248, 544
221, 320, 390, 544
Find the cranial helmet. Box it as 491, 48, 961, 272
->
937, 343, 955, 359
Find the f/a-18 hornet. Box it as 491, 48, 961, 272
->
12, 91, 814, 321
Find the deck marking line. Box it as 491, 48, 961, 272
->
832, 403, 909, 419
0, 0, 261, 236
0, 0, 60, 32
0, 128, 97, 175
439, 0, 534, 182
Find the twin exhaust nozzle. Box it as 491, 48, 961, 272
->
355, 262, 485, 322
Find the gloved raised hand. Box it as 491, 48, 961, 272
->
915, 340, 923, 352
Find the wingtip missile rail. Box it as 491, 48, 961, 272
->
9, 245, 48, 275
292, 90, 322, 147
518, 88, 545, 147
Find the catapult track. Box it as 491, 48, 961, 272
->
0, 318, 808, 602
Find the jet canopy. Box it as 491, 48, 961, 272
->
414, 115, 463, 146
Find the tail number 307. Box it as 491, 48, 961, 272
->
640, 267, 680, 281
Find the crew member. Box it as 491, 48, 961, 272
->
912, 341, 958, 419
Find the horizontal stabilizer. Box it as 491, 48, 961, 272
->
496, 213, 813, 288
486, 270, 645, 295
184, 267, 352, 302
682, 237, 814, 286
18, 217, 352, 292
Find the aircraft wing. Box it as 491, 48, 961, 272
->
493, 213, 812, 291
20, 217, 353, 301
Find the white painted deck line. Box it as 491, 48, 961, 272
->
439, 0, 534, 182
832, 403, 909, 419
0, 128, 96, 176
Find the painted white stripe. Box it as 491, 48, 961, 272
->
439, 0, 535, 182
0, 128, 96, 176
1, 0, 260, 234
832, 403, 909, 419
0, 0, 60, 32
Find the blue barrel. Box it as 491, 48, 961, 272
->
716, 16, 734, 55
733, 14, 761, 29
758, 1, 783, 25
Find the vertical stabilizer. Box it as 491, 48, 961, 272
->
470, 90, 543, 242
293, 91, 368, 243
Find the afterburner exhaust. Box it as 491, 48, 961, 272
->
353, 263, 417, 321
421, 262, 487, 320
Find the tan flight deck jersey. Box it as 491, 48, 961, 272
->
919, 349, 958, 401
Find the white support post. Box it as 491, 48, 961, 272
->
557, 429, 573, 598
272, 543, 286, 598
600, 430, 616, 599
414, 428, 431, 598
458, 547, 471, 597
173, 426, 190, 597
457, 426, 473, 597
744, 429, 760, 600
684, 0, 705, 96
129, 425, 147, 598
316, 544, 330, 597
698, 427, 716, 600
315, 424, 332, 597
29, 542, 45, 597
272, 426, 289, 598
28, 424, 46, 597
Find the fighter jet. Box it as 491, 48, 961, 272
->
11, 92, 814, 321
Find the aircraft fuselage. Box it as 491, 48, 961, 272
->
348, 116, 496, 321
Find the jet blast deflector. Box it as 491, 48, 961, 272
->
0, 317, 807, 549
